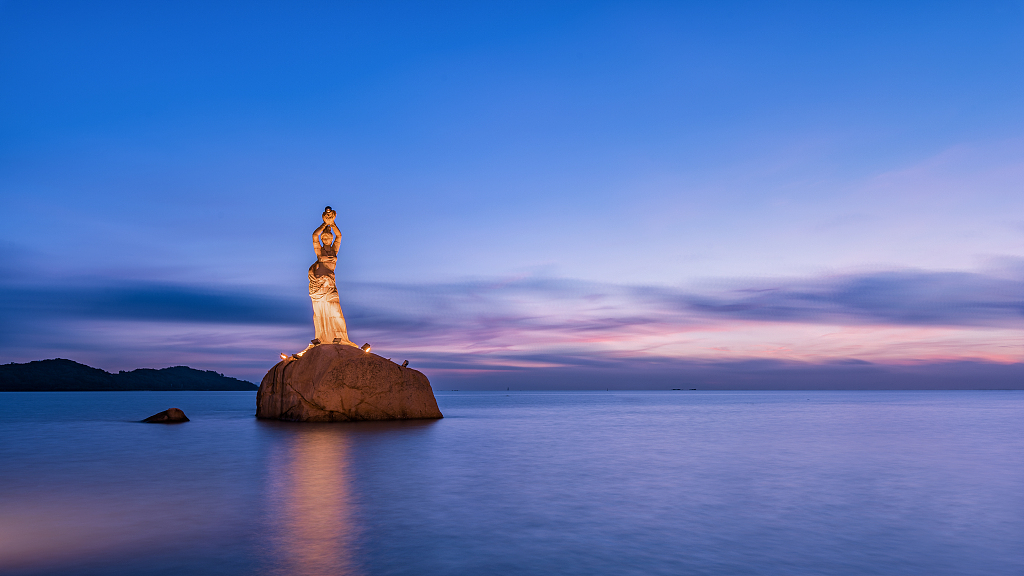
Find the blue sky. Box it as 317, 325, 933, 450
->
1, 1, 1022, 385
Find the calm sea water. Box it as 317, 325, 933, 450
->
1, 390, 1022, 575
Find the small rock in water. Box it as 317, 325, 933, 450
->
142, 408, 190, 423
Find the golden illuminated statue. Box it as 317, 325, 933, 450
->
258, 206, 441, 423
308, 206, 356, 347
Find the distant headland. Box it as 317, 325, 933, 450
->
0, 359, 257, 391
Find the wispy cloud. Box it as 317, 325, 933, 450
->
0, 283, 308, 327
666, 270, 1024, 327
1, 264, 1021, 383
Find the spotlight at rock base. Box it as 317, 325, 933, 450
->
360, 343, 371, 353
280, 353, 288, 360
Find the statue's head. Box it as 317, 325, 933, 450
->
320, 229, 334, 243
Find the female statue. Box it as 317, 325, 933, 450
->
309, 206, 355, 346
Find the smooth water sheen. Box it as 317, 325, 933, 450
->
1, 391, 1022, 575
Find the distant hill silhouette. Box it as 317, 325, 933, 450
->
0, 359, 257, 391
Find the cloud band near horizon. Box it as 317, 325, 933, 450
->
1, 262, 1020, 386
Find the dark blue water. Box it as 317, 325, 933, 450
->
1, 390, 1022, 575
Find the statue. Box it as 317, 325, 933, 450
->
308, 206, 356, 347
256, 205, 443, 422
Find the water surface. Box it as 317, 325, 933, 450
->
1, 390, 1022, 575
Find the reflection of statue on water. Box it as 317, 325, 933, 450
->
265, 430, 357, 575
308, 206, 356, 347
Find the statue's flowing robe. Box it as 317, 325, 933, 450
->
308, 258, 354, 345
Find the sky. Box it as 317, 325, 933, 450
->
1, 1, 1022, 387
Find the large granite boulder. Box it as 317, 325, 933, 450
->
256, 344, 443, 422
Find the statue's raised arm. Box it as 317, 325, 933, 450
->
312, 206, 341, 263
323, 206, 341, 254
312, 221, 327, 258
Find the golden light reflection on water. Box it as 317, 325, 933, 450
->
266, 428, 359, 576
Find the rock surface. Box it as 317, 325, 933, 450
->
256, 344, 443, 422
143, 408, 190, 423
